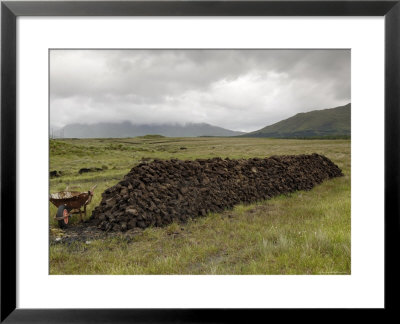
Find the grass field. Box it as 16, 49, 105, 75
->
49, 137, 351, 275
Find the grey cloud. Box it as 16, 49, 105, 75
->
50, 49, 350, 132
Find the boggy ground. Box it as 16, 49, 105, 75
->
50, 222, 140, 245
49, 137, 350, 274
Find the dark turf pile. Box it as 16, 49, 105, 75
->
91, 154, 343, 232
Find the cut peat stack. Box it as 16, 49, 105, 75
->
91, 154, 343, 232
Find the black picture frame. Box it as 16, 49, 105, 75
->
1, 0, 399, 322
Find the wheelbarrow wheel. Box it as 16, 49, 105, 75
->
57, 205, 70, 229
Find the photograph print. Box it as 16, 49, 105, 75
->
49, 49, 351, 275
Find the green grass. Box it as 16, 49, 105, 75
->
49, 137, 350, 274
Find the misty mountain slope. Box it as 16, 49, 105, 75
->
61, 122, 244, 138
242, 103, 351, 138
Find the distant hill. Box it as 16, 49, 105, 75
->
242, 103, 351, 138
61, 121, 244, 138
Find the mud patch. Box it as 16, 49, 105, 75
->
50, 170, 63, 178
79, 167, 103, 175
50, 222, 142, 245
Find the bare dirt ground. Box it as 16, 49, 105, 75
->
49, 221, 142, 245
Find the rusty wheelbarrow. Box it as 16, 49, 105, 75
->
49, 185, 97, 228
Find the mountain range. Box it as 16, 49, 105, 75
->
57, 103, 350, 139
61, 122, 244, 138
242, 103, 351, 138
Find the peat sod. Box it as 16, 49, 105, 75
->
91, 154, 343, 232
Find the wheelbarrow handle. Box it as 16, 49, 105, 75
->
90, 184, 97, 194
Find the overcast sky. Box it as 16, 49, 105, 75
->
50, 49, 350, 132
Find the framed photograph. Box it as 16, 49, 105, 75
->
1, 0, 399, 321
